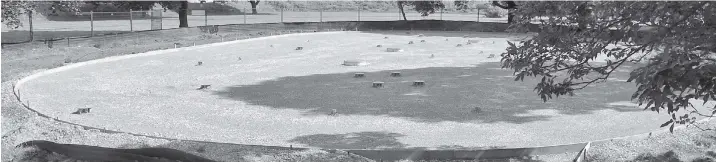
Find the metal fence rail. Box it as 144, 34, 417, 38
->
1, 6, 506, 44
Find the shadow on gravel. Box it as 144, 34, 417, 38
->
214, 62, 644, 124
288, 131, 408, 149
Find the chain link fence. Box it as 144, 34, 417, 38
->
2, 4, 507, 44
1, 22, 366, 68
1, 20, 522, 68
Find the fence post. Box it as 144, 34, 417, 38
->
28, 10, 33, 41
243, 7, 247, 24
90, 11, 94, 36
205, 10, 208, 26
160, 10, 163, 30
477, 8, 480, 22
129, 9, 133, 31
440, 7, 443, 20
357, 6, 361, 21
280, 7, 284, 23
320, 7, 323, 23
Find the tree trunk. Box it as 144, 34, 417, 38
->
576, 2, 591, 31
178, 1, 188, 27
491, 1, 517, 24
507, 11, 514, 24
398, 1, 407, 21
249, 1, 259, 14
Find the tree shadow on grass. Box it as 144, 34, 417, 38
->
288, 131, 408, 149
213, 62, 644, 124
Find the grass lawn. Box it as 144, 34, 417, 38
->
1, 30, 129, 44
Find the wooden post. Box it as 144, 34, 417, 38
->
129, 9, 133, 31
28, 10, 33, 41
205, 10, 208, 26
129, 9, 134, 32
477, 8, 480, 22
320, 7, 323, 23
358, 6, 361, 21
440, 8, 443, 20
280, 7, 284, 23
243, 7, 247, 24
159, 10, 163, 30
90, 11, 94, 36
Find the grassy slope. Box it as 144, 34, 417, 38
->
589, 123, 716, 162
1, 28, 714, 162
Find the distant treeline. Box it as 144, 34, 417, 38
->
38, 1, 503, 20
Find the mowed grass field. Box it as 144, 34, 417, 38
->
16, 31, 711, 151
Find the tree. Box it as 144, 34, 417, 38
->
1, 1, 83, 29
501, 1, 716, 131
491, 1, 517, 24
453, 0, 470, 11
170, 1, 190, 28
248, 0, 259, 14
45, 1, 190, 28
396, 0, 445, 21
108, 1, 190, 28
1, 1, 35, 29
397, 1, 408, 21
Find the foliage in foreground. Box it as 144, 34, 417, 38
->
502, 1, 716, 131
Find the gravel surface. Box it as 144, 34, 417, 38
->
16, 31, 693, 149
2, 29, 714, 162
1, 29, 374, 162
